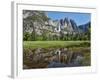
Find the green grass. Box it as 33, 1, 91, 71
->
23, 41, 90, 49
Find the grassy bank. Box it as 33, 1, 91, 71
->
23, 41, 90, 49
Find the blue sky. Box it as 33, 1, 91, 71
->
46, 11, 91, 26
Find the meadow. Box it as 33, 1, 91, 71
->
23, 41, 90, 49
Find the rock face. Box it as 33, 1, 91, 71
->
78, 22, 91, 33
59, 18, 78, 33
44, 17, 80, 35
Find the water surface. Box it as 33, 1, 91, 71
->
23, 47, 90, 69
